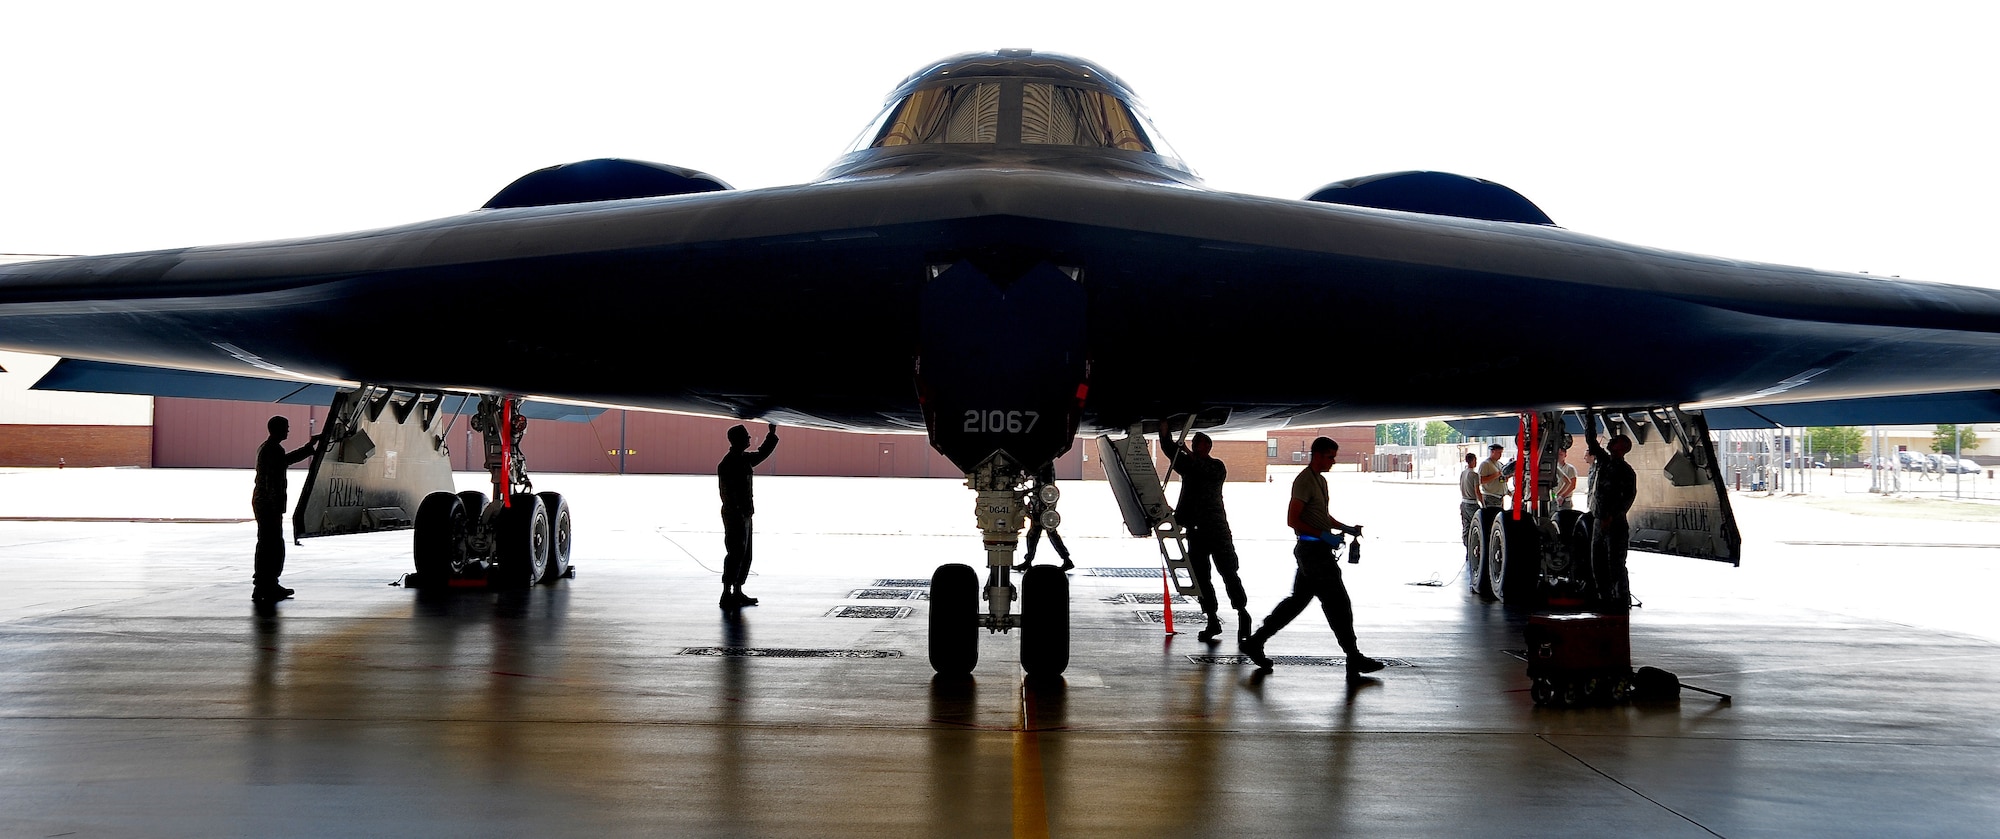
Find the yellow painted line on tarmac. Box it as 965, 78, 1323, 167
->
1013, 684, 1051, 839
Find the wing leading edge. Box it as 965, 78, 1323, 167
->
32, 358, 604, 422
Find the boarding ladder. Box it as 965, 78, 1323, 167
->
1101, 424, 1206, 602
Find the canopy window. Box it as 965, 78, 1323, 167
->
870, 83, 1001, 147
1020, 83, 1152, 151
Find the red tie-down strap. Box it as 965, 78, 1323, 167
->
500, 398, 512, 508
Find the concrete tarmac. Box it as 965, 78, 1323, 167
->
2, 466, 1996, 837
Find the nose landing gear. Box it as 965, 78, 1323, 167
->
927, 452, 1071, 676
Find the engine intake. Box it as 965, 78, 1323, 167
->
483, 158, 731, 209
1307, 170, 1553, 226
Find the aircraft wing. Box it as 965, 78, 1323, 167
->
1448, 389, 2000, 437
34, 357, 345, 405
7, 168, 2000, 440
31, 358, 604, 421
1695, 391, 2000, 430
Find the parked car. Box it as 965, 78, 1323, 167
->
1918, 453, 1978, 474
1782, 458, 1828, 469
1862, 453, 1932, 471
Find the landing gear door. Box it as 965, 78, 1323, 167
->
1601, 407, 1742, 565
293, 387, 456, 539
916, 259, 1088, 474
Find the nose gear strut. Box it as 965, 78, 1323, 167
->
927, 451, 1072, 678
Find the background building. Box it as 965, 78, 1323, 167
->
2, 350, 1378, 480
0, 351, 152, 467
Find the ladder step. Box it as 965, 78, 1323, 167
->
1107, 429, 1207, 602
1156, 529, 1204, 598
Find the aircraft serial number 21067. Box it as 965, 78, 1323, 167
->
965, 411, 1041, 434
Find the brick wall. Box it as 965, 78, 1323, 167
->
1078, 436, 1268, 482
151, 397, 1086, 479
151, 400, 322, 468
1211, 440, 1268, 481
1267, 426, 1376, 469
0, 424, 152, 467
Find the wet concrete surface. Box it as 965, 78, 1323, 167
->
1, 467, 1996, 837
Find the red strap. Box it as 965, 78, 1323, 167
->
500, 399, 512, 508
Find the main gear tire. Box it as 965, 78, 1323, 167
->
1473, 507, 1504, 599
457, 491, 488, 523
1488, 515, 1543, 606
535, 491, 572, 584
1020, 564, 1070, 678
928, 563, 980, 676
414, 491, 469, 588
492, 495, 550, 590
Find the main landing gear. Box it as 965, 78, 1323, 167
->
410, 395, 574, 590
1469, 410, 1578, 608
928, 452, 1070, 678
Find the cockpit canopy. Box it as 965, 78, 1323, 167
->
824, 50, 1193, 181
856, 79, 1160, 152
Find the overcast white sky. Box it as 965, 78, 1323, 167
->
3, 1, 1994, 288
